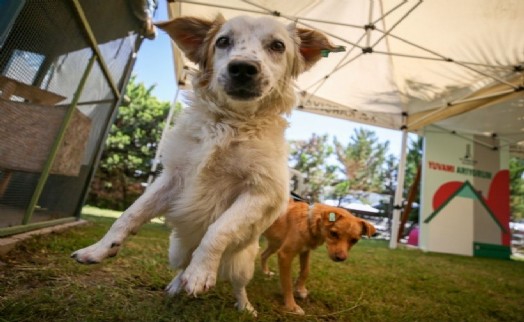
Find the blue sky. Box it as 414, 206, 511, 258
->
132, 1, 404, 159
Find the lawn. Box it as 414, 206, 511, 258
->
1, 213, 523, 322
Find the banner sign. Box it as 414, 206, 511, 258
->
420, 128, 510, 259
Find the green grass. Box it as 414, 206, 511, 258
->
1, 215, 523, 321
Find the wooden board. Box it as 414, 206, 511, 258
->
0, 76, 66, 105
0, 100, 91, 176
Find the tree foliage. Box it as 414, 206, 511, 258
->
333, 128, 390, 198
87, 76, 180, 210
510, 157, 524, 220
288, 134, 337, 202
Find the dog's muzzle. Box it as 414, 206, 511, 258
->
224, 60, 263, 100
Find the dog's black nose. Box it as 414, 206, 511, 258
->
333, 254, 347, 262
228, 61, 260, 82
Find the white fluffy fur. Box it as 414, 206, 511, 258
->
72, 15, 334, 315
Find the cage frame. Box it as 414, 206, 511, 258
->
0, 0, 147, 237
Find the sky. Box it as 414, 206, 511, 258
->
132, 1, 405, 159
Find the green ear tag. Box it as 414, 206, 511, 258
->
329, 212, 336, 222
321, 46, 346, 58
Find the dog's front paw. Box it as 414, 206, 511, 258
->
285, 303, 305, 315
71, 240, 121, 264
235, 301, 258, 317
181, 266, 216, 296
165, 271, 184, 296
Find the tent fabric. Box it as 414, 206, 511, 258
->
164, 0, 524, 154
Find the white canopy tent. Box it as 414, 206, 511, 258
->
160, 0, 524, 248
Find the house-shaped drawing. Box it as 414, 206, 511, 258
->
423, 181, 510, 259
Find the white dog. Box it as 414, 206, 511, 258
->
72, 15, 336, 315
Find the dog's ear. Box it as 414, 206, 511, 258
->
155, 15, 225, 65
296, 28, 339, 71
360, 219, 376, 238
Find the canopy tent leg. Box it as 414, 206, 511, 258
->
389, 127, 408, 249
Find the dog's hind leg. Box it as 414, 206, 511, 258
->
71, 173, 179, 264
167, 231, 194, 269
278, 250, 305, 315
294, 250, 310, 299
228, 242, 259, 316
165, 270, 185, 296
260, 240, 279, 276
165, 232, 197, 296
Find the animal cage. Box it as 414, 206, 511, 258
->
0, 0, 156, 236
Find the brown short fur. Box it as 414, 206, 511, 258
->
261, 199, 376, 315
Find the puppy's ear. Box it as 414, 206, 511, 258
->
296, 28, 339, 71
155, 15, 225, 65
360, 220, 376, 238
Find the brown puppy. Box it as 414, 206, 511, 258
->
261, 199, 376, 315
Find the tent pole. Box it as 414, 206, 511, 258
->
389, 125, 408, 249
146, 86, 181, 186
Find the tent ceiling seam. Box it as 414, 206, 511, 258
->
241, 0, 361, 28
379, 30, 519, 88
407, 75, 523, 130
449, 89, 516, 106
366, 0, 375, 48
294, 0, 425, 104
372, 50, 516, 71
240, 0, 364, 49
370, 0, 422, 48
371, 0, 408, 26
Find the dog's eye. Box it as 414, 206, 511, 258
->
269, 40, 285, 53
350, 238, 359, 245
329, 231, 339, 239
216, 36, 230, 49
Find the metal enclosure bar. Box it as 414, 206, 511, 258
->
71, 0, 121, 100
22, 55, 96, 225
73, 35, 144, 218
0, 217, 77, 237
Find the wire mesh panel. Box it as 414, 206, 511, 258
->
0, 0, 148, 231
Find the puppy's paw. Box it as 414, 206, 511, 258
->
235, 301, 258, 317
71, 240, 121, 264
181, 266, 216, 296
165, 271, 184, 296
294, 287, 308, 299
286, 304, 305, 315
263, 270, 275, 277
